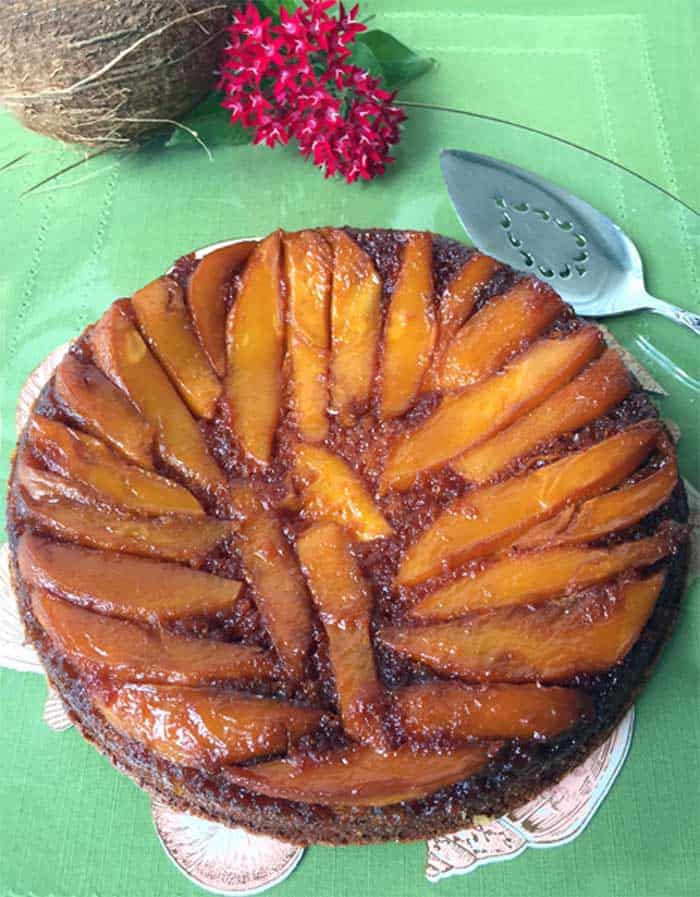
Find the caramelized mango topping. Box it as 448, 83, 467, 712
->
32, 589, 276, 684
18, 534, 242, 624
380, 233, 436, 418
188, 240, 257, 377
238, 510, 315, 682
382, 326, 603, 492
16, 456, 233, 562
438, 279, 563, 392
436, 253, 501, 351
294, 443, 391, 541
396, 423, 660, 586
297, 522, 387, 748
225, 232, 285, 464
132, 277, 221, 419
409, 524, 679, 619
226, 741, 498, 807
381, 573, 666, 682
329, 230, 382, 423
284, 230, 332, 442
89, 302, 224, 492
96, 684, 324, 767
53, 353, 155, 469
28, 415, 203, 517
424, 254, 502, 392
516, 450, 678, 550
394, 682, 592, 741
453, 349, 633, 484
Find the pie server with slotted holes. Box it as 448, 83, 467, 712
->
440, 150, 700, 335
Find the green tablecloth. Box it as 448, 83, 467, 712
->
1, 2, 698, 895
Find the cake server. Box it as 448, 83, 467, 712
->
440, 149, 700, 335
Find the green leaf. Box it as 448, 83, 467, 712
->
256, 0, 297, 24
255, 2, 276, 19
165, 93, 251, 152
348, 39, 384, 81
353, 30, 434, 90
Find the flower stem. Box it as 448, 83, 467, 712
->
400, 100, 698, 217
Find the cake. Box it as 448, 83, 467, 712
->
7, 227, 688, 846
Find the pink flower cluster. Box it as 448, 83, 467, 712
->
218, 1, 406, 182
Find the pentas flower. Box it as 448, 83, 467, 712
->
218, 1, 406, 182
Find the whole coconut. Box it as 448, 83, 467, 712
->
0, 1, 231, 148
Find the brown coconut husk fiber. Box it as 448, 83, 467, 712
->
0, 1, 231, 148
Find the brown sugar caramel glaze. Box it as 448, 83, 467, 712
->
7, 228, 688, 845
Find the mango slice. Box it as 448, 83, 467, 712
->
409, 524, 678, 619
15, 449, 95, 505
382, 573, 666, 682
18, 534, 242, 624
53, 353, 155, 469
89, 302, 224, 492
438, 253, 502, 347
96, 684, 324, 768
225, 232, 284, 464
516, 451, 678, 550
329, 230, 382, 424
423, 253, 501, 391
453, 349, 632, 484
382, 326, 603, 492
27, 415, 203, 517
238, 511, 314, 682
226, 741, 497, 807
16, 457, 233, 562
394, 682, 592, 741
188, 241, 257, 377
32, 589, 276, 684
438, 279, 563, 392
132, 277, 221, 419
294, 443, 391, 541
380, 233, 436, 418
297, 522, 387, 748
284, 230, 332, 442
396, 423, 660, 586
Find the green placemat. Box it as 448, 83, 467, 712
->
1, 2, 698, 896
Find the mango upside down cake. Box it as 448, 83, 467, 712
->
7, 228, 688, 845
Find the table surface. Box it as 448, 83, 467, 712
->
1, 2, 698, 896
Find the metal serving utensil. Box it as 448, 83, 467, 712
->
440, 149, 700, 335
